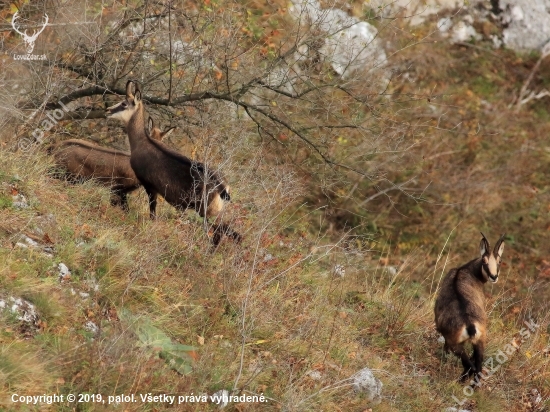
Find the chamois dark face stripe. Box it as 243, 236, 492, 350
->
482, 260, 498, 281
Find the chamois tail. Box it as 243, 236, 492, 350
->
220, 187, 230, 202
466, 324, 477, 337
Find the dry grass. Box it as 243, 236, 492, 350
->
0, 144, 549, 411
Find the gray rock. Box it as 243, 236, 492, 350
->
0, 296, 40, 329
12, 193, 28, 209
58, 263, 71, 281
369, 0, 481, 26
333, 264, 345, 277
289, 0, 388, 83
352, 367, 383, 404
450, 21, 481, 43
211, 390, 229, 408
500, 0, 550, 50
84, 320, 99, 335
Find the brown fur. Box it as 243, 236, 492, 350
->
434, 233, 505, 382
106, 80, 241, 245
47, 139, 141, 211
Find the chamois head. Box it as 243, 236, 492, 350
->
479, 232, 505, 283
146, 116, 176, 141
106, 80, 142, 124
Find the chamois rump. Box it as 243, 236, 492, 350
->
434, 232, 505, 382
106, 80, 241, 245
47, 139, 140, 211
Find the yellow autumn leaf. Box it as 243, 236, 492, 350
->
245, 339, 269, 346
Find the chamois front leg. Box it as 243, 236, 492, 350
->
144, 186, 158, 219
116, 189, 130, 213
110, 188, 128, 212
119, 191, 130, 212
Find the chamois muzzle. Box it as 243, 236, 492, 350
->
106, 101, 126, 117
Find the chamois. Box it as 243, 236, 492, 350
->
106, 80, 241, 245
47, 139, 140, 211
434, 232, 505, 382
146, 117, 175, 142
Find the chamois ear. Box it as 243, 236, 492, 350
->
494, 234, 505, 259
161, 127, 176, 138
148, 117, 154, 134
480, 232, 490, 257
125, 80, 134, 97
134, 81, 142, 94
134, 90, 142, 103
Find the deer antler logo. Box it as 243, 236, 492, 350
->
11, 11, 49, 54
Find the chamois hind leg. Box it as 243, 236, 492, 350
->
472, 341, 485, 380
452, 344, 476, 382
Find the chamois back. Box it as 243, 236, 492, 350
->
47, 139, 141, 210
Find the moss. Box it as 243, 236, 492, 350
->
0, 193, 12, 209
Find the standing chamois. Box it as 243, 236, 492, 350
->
434, 232, 505, 382
47, 139, 140, 211
106, 80, 241, 245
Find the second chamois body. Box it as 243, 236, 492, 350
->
47, 139, 140, 211
434, 233, 505, 382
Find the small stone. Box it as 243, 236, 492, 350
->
84, 321, 99, 334
352, 367, 383, 404
12, 194, 28, 209
438, 18, 453, 34
211, 389, 229, 408
308, 370, 322, 380
24, 236, 39, 247
333, 264, 345, 277
58, 263, 71, 281
451, 21, 480, 43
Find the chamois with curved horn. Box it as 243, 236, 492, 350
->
106, 80, 241, 245
47, 139, 141, 211
434, 232, 505, 382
